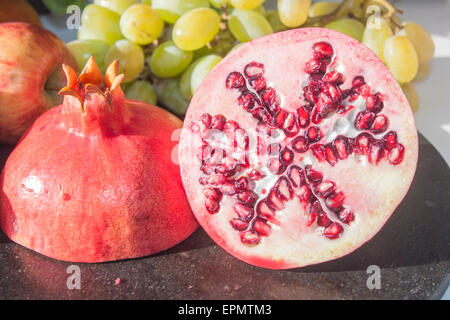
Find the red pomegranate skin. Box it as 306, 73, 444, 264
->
0, 60, 198, 262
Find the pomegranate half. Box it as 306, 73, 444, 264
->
179, 28, 418, 269
0, 58, 198, 262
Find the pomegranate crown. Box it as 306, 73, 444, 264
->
59, 56, 125, 111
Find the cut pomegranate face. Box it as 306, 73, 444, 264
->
179, 28, 418, 269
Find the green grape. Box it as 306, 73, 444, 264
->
194, 32, 235, 59
309, 1, 338, 17
400, 22, 435, 65
151, 0, 210, 24
172, 8, 221, 51
230, 0, 265, 10
78, 4, 123, 45
209, 0, 228, 9
94, 0, 138, 14
43, 0, 86, 15
190, 54, 222, 94
180, 59, 200, 100
362, 17, 391, 62
228, 9, 273, 43
125, 80, 157, 105
413, 62, 430, 82
277, 0, 311, 28
67, 39, 110, 72
325, 18, 365, 42
120, 4, 164, 45
265, 10, 288, 32
383, 35, 419, 84
401, 82, 419, 113
155, 78, 189, 115
105, 39, 145, 83
149, 41, 194, 78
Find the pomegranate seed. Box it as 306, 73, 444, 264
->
254, 107, 273, 123
306, 126, 322, 143
305, 165, 323, 184
338, 207, 354, 224
324, 222, 344, 239
273, 109, 287, 128
256, 200, 275, 220
324, 143, 338, 166
388, 143, 405, 165
323, 71, 344, 84
221, 182, 237, 196
267, 143, 281, 156
256, 122, 276, 137
310, 143, 325, 162
355, 110, 376, 130
233, 203, 254, 220
305, 59, 323, 74
313, 180, 336, 198
279, 147, 294, 165
234, 128, 249, 150
288, 165, 306, 187
226, 71, 245, 89
249, 77, 266, 92
235, 176, 249, 190
282, 113, 299, 137
211, 114, 226, 130
267, 158, 287, 175
317, 212, 332, 228
248, 169, 265, 181
244, 62, 264, 79
352, 76, 365, 89
371, 114, 389, 134
200, 113, 212, 128
354, 132, 373, 154
230, 219, 249, 231
366, 93, 384, 113
326, 192, 345, 210
201, 163, 214, 175
383, 131, 398, 150
203, 188, 222, 201
253, 219, 271, 236
307, 212, 318, 226
236, 190, 258, 206
267, 189, 284, 210
205, 198, 220, 214
358, 84, 371, 96
321, 83, 341, 103
238, 91, 261, 111
297, 106, 311, 128
291, 136, 309, 153
275, 176, 293, 201
333, 135, 352, 160
313, 41, 334, 58
223, 120, 239, 137
260, 87, 278, 113
297, 185, 312, 202
240, 230, 261, 245
368, 141, 385, 164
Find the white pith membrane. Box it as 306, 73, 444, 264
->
179, 28, 418, 269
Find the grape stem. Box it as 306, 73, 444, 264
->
304, 0, 353, 27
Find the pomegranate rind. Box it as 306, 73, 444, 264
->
179, 28, 418, 269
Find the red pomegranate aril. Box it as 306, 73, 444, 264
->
211, 114, 226, 130
368, 141, 385, 164
291, 136, 309, 153
313, 41, 334, 58
324, 222, 344, 239
324, 143, 338, 166
338, 207, 355, 224
226, 71, 245, 89
310, 143, 326, 162
233, 203, 254, 220
230, 219, 249, 231
248, 169, 265, 181
305, 59, 323, 74
355, 110, 376, 130
371, 114, 389, 134
205, 198, 220, 214
321, 83, 341, 102
317, 211, 332, 227
366, 93, 384, 113
236, 190, 258, 206
388, 143, 405, 165
267, 158, 287, 175
352, 75, 365, 89
383, 130, 398, 150
200, 113, 212, 128
273, 109, 287, 128
326, 192, 345, 210
306, 126, 322, 143
267, 143, 281, 155
244, 61, 264, 79
221, 182, 237, 196
313, 180, 336, 198
203, 187, 222, 201
253, 219, 271, 236
238, 91, 261, 111
354, 132, 373, 154
307, 212, 318, 226
305, 165, 323, 184
288, 165, 306, 187
297, 106, 311, 128
240, 230, 261, 245
249, 77, 266, 92
256, 200, 275, 220
223, 120, 240, 135
275, 176, 293, 201
267, 189, 284, 210
235, 176, 249, 190
297, 185, 312, 202
260, 87, 278, 113
234, 128, 249, 149
256, 122, 275, 137
333, 135, 352, 160
280, 147, 294, 165
323, 71, 344, 85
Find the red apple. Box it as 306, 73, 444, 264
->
0, 23, 78, 145
0, 0, 42, 26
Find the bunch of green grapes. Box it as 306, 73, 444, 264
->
67, 0, 433, 116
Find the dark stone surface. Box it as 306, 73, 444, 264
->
0, 133, 448, 300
